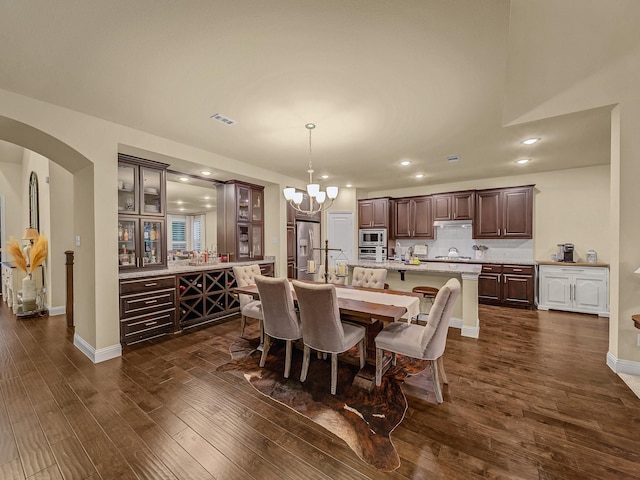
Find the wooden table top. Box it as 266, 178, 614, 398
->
234, 282, 413, 324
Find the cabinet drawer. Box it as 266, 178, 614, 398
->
121, 289, 176, 317
120, 275, 176, 294
481, 264, 502, 273
503, 265, 534, 275
121, 309, 175, 341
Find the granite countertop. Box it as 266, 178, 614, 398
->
349, 259, 482, 275
119, 258, 275, 280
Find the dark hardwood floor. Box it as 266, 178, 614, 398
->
1, 301, 638, 479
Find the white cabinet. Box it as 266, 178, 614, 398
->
537, 264, 609, 316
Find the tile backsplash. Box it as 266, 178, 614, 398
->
392, 225, 533, 261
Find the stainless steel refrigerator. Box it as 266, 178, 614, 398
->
296, 220, 321, 281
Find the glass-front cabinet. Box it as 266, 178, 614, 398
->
118, 154, 168, 270
236, 185, 263, 223
118, 217, 166, 269
236, 224, 263, 261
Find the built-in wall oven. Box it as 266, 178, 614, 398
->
358, 247, 388, 260
358, 228, 387, 247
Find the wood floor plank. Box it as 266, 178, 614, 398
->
1, 302, 639, 479
49, 436, 97, 479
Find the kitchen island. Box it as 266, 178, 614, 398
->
347, 260, 482, 338
118, 258, 274, 345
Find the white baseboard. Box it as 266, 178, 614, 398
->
74, 333, 122, 364
449, 316, 480, 338
461, 325, 480, 338
606, 351, 640, 375
46, 305, 65, 316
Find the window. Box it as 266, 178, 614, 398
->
192, 217, 202, 251
168, 214, 205, 251
170, 216, 187, 251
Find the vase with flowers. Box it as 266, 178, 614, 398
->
4, 233, 48, 312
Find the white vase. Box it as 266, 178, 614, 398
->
22, 274, 37, 311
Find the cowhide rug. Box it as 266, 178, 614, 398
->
217, 337, 431, 472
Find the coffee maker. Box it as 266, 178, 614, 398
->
557, 243, 575, 262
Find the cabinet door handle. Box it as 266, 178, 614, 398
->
498, 228, 501, 236
144, 282, 158, 287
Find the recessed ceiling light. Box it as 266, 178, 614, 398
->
400, 160, 411, 166
176, 200, 184, 205
205, 204, 212, 208
204, 196, 210, 200
179, 208, 185, 212
346, 184, 353, 188
521, 138, 540, 145
515, 158, 531, 165
200, 170, 212, 176
321, 175, 329, 179
415, 174, 424, 179
179, 177, 189, 182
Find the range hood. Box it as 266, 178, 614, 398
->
433, 219, 472, 228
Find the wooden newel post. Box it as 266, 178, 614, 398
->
64, 250, 74, 327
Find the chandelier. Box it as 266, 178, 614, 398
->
283, 123, 338, 215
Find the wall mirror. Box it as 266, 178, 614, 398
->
29, 171, 39, 231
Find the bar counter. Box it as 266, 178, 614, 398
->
119, 257, 276, 280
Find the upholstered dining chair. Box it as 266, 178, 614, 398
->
314, 265, 347, 285
232, 264, 263, 341
374, 278, 460, 403
292, 280, 366, 395
254, 276, 302, 378
351, 267, 388, 289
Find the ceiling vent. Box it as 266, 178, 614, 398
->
210, 113, 237, 126
446, 154, 460, 163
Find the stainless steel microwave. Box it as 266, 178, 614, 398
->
358, 228, 387, 247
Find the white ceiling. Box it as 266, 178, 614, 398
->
0, 1, 611, 192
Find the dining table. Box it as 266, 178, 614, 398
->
233, 280, 422, 389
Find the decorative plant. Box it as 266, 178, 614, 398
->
3, 234, 48, 275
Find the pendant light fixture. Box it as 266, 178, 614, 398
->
283, 123, 338, 215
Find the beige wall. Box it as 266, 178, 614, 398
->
49, 162, 75, 309
0, 161, 22, 246
504, 0, 640, 367
368, 165, 610, 263
0, 88, 303, 358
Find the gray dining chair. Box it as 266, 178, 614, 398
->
351, 267, 387, 289
374, 278, 460, 403
254, 276, 302, 378
292, 280, 366, 395
232, 264, 263, 342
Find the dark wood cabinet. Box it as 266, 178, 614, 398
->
474, 185, 533, 239
391, 196, 433, 239
217, 182, 265, 260
119, 275, 176, 344
478, 263, 535, 308
432, 191, 474, 221
118, 154, 169, 270
358, 198, 389, 228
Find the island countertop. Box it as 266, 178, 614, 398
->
119, 258, 275, 280
348, 259, 482, 275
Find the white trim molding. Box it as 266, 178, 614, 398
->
47, 305, 65, 316
74, 333, 122, 363
606, 351, 640, 375
461, 324, 480, 339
